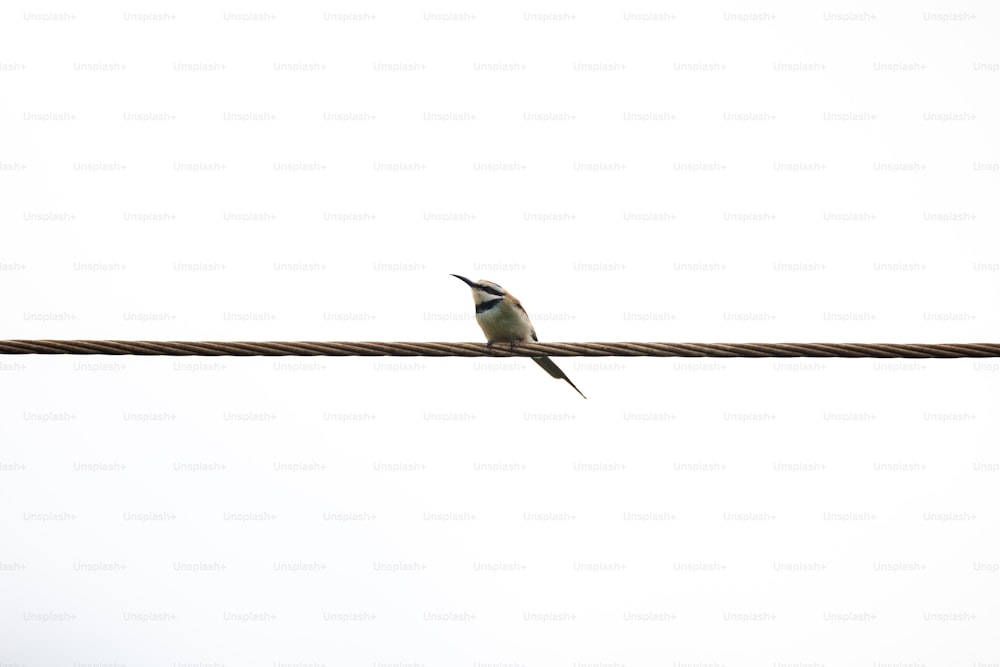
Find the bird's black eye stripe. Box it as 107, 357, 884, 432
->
477, 285, 505, 297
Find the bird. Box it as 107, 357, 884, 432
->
451, 274, 586, 398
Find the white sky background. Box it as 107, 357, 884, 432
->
1, 1, 999, 665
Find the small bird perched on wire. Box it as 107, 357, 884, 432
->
451, 274, 586, 398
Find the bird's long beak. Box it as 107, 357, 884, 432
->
450, 274, 476, 288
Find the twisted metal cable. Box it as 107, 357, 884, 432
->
0, 340, 997, 358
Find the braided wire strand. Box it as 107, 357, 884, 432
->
0, 340, 997, 358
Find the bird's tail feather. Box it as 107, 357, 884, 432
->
531, 356, 587, 399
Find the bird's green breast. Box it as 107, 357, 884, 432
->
476, 299, 533, 344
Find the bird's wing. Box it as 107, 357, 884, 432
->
514, 302, 539, 341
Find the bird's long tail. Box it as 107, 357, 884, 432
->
531, 356, 587, 399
